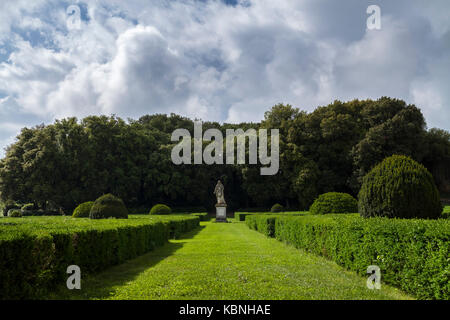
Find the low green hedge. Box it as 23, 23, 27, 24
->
246, 214, 449, 299
190, 212, 209, 221
443, 206, 450, 219
0, 215, 199, 299
235, 211, 308, 221
246, 215, 277, 237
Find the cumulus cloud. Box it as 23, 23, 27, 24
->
0, 0, 449, 155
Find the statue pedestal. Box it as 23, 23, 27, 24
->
215, 204, 228, 222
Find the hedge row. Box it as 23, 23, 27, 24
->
246, 215, 277, 237
443, 206, 450, 219
246, 214, 449, 300
235, 211, 307, 222
190, 212, 209, 221
0, 215, 199, 299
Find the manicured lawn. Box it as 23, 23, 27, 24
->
48, 220, 412, 300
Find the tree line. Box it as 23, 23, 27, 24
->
0, 97, 449, 212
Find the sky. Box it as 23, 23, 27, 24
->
0, 0, 450, 154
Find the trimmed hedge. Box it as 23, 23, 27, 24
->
246, 214, 449, 299
191, 212, 209, 221
235, 211, 307, 222
309, 192, 357, 215
0, 215, 199, 299
442, 206, 450, 219
150, 204, 172, 215
72, 201, 94, 218
90, 194, 128, 219
246, 215, 277, 237
359, 155, 442, 219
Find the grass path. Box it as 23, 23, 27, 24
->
50, 220, 412, 300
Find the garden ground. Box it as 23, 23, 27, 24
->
48, 219, 412, 300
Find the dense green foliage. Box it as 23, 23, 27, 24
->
172, 206, 208, 213
271, 203, 284, 213
150, 204, 172, 215
72, 201, 94, 218
309, 192, 357, 215
0, 98, 448, 212
359, 155, 442, 219
90, 194, 128, 219
0, 215, 199, 299
247, 214, 449, 299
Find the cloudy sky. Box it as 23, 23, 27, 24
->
0, 0, 449, 153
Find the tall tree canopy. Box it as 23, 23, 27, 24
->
0, 97, 448, 212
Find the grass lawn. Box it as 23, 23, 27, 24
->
48, 220, 412, 300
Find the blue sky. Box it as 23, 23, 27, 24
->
0, 0, 450, 154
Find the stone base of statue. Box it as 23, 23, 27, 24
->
215, 203, 228, 222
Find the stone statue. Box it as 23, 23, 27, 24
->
214, 180, 226, 205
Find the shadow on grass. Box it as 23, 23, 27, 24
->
47, 226, 205, 300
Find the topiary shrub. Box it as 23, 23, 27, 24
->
8, 209, 22, 217
89, 194, 128, 219
358, 155, 442, 219
72, 201, 94, 218
271, 203, 284, 213
309, 192, 358, 215
149, 204, 172, 215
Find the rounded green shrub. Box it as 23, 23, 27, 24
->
358, 155, 442, 219
271, 203, 284, 213
149, 204, 172, 215
309, 192, 358, 215
72, 201, 94, 218
89, 194, 128, 219
8, 209, 22, 217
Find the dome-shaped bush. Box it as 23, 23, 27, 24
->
309, 192, 357, 215
89, 194, 128, 219
149, 204, 172, 215
8, 209, 22, 217
72, 201, 94, 218
358, 155, 442, 219
271, 203, 284, 213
